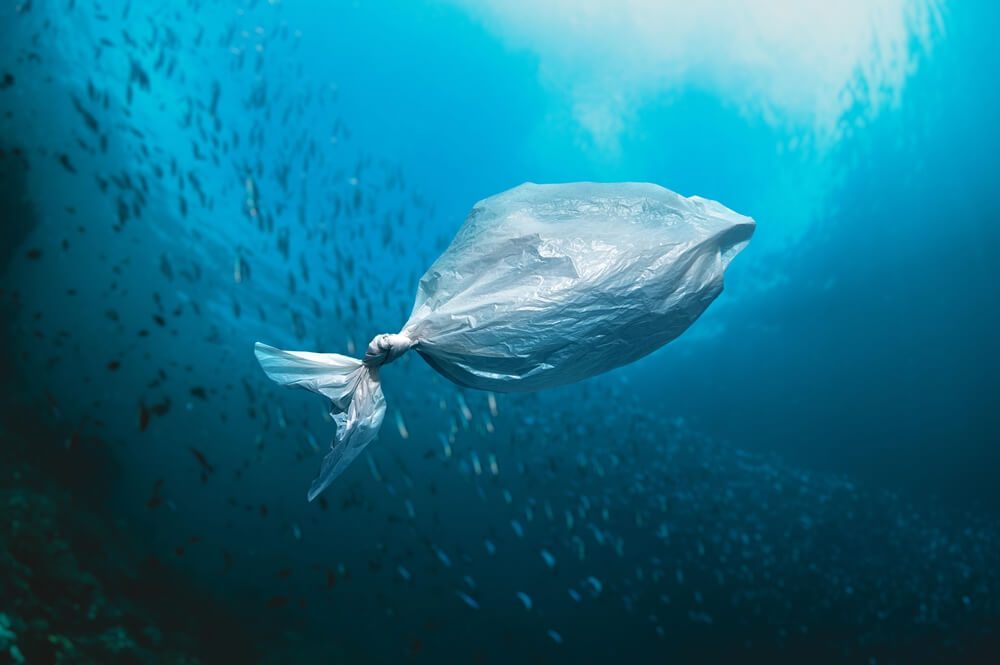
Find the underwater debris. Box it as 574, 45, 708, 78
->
256, 183, 753, 498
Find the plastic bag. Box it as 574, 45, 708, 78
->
256, 182, 755, 499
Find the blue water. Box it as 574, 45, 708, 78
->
1, 1, 997, 663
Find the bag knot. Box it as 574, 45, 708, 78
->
363, 333, 414, 368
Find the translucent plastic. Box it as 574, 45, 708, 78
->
256, 182, 755, 499
254, 344, 385, 500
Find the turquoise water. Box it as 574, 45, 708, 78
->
1, 1, 997, 663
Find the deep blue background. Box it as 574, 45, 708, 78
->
1, 1, 997, 663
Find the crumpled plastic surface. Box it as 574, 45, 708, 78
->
254, 345, 385, 500
256, 182, 755, 499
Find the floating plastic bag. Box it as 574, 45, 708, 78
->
256, 182, 755, 499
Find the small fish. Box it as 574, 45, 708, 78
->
366, 453, 382, 483
438, 432, 452, 459
456, 591, 479, 610
138, 402, 150, 432
189, 447, 214, 473
516, 592, 533, 610
234, 252, 249, 283
395, 410, 408, 439
57, 153, 77, 173
146, 479, 163, 509
456, 393, 472, 423
305, 431, 320, 453
70, 94, 99, 133
434, 546, 452, 568
160, 254, 174, 281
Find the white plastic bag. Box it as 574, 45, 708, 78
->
256, 182, 754, 499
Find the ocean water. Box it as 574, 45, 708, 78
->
1, 1, 998, 663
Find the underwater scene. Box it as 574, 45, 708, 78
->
1, 0, 998, 663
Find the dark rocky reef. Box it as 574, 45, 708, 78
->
0, 413, 260, 665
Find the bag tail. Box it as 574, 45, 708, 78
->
254, 342, 386, 501
254, 333, 414, 500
